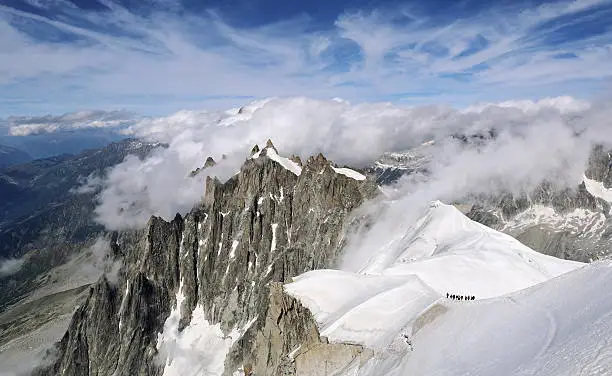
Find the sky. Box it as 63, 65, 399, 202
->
1, 0, 612, 118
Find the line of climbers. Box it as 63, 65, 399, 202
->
446, 293, 475, 301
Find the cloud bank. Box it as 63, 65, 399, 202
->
81, 96, 612, 231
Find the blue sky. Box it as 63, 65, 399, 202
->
1, 0, 612, 117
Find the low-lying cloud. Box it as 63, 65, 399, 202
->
0, 257, 25, 277
84, 96, 612, 231
81, 237, 121, 285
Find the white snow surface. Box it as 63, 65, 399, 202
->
229, 240, 239, 259
284, 201, 592, 375
583, 175, 612, 203
158, 305, 233, 376
389, 260, 612, 376
270, 223, 278, 252
157, 282, 249, 376
331, 166, 367, 181
252, 147, 302, 176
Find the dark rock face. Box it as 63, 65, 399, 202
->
466, 181, 602, 224
36, 145, 377, 375
227, 283, 370, 376
585, 145, 612, 188
45, 278, 121, 376
250, 144, 260, 156
35, 215, 183, 376
366, 146, 431, 185
189, 157, 217, 177
204, 157, 217, 168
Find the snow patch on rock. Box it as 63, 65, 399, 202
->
271, 223, 278, 252
230, 240, 239, 260
158, 304, 235, 376
331, 166, 366, 181
583, 175, 612, 203
252, 147, 302, 176
157, 280, 254, 376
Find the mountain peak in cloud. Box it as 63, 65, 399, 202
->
82, 96, 612, 230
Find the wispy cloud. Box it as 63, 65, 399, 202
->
1, 0, 611, 115
0, 257, 25, 277
6, 109, 136, 135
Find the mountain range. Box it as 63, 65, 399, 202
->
0, 145, 31, 169
1, 137, 612, 375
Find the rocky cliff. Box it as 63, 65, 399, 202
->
34, 142, 377, 376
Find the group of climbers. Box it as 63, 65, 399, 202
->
446, 293, 475, 301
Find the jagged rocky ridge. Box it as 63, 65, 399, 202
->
35, 142, 377, 375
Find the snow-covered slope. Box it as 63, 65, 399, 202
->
372, 260, 612, 376
285, 201, 593, 375
361, 201, 581, 279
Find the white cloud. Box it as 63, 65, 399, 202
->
86, 96, 612, 231
341, 105, 612, 271
0, 257, 25, 277
461, 96, 592, 114
81, 237, 121, 284
6, 110, 136, 136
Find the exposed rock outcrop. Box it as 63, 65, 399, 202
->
35, 144, 377, 375
226, 283, 371, 376
189, 156, 217, 177
585, 144, 612, 188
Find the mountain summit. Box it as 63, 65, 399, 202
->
33, 144, 376, 375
